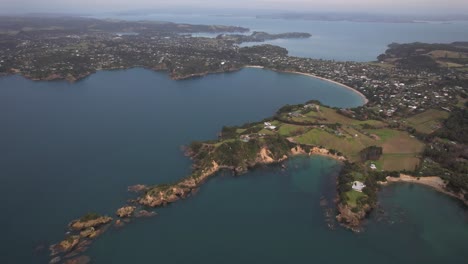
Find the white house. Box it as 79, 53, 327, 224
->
370, 163, 377, 170
352, 181, 366, 192
264, 122, 276, 130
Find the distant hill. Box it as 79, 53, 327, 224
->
377, 42, 468, 70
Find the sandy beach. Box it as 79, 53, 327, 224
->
385, 174, 468, 206
243, 66, 368, 104
285, 71, 369, 104
244, 65, 265, 69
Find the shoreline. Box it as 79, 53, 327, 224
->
285, 71, 369, 105
290, 144, 347, 162
6, 66, 368, 106
384, 174, 468, 206
244, 65, 369, 105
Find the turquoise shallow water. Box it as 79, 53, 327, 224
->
0, 68, 466, 263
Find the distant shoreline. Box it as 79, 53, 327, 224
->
244, 65, 369, 105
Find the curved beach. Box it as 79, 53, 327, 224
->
385, 175, 468, 206
244, 65, 369, 105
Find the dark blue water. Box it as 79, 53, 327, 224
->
2, 14, 468, 263
0, 68, 363, 263
1, 68, 467, 263
96, 14, 468, 61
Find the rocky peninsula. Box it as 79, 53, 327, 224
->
47, 90, 467, 261
7, 16, 465, 262
49, 213, 112, 263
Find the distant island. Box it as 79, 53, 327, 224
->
0, 16, 466, 263
215, 31, 312, 44
256, 12, 468, 23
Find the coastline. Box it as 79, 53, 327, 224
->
285, 71, 369, 105
384, 174, 468, 206
5, 66, 368, 106
244, 65, 369, 105
290, 144, 347, 162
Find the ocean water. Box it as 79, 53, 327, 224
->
1, 67, 467, 264
1, 30, 467, 262
0, 68, 364, 263
96, 13, 468, 61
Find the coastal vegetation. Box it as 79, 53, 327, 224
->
378, 42, 468, 72
79, 213, 101, 223
8, 16, 465, 261
403, 109, 450, 134
51, 99, 465, 258
216, 31, 311, 44
135, 100, 459, 232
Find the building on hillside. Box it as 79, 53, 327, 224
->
240, 135, 250, 142
352, 181, 366, 192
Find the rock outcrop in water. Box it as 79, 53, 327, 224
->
336, 204, 371, 232
116, 206, 136, 218
49, 235, 80, 256
135, 210, 157, 218
138, 160, 221, 207
50, 213, 113, 262
138, 141, 295, 208
69, 214, 113, 231
128, 184, 148, 193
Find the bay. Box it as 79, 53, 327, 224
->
0, 67, 362, 263
0, 60, 466, 263
97, 13, 468, 61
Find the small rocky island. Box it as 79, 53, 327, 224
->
49, 208, 156, 263
6, 16, 465, 262
48, 95, 467, 262
49, 213, 112, 263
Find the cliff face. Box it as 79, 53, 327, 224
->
138, 160, 220, 207
336, 203, 370, 231
138, 146, 290, 208
257, 147, 288, 164
288, 144, 346, 162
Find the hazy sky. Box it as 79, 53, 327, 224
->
1, 0, 467, 14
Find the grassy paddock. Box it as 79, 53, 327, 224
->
379, 154, 420, 171
404, 109, 450, 134
346, 190, 366, 207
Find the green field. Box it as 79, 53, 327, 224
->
219, 103, 426, 171
294, 128, 371, 160
404, 109, 450, 134
378, 154, 421, 171
346, 190, 366, 208
428, 50, 468, 59
277, 124, 308, 137
292, 125, 424, 170
280, 105, 385, 127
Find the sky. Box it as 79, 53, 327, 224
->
1, 0, 467, 14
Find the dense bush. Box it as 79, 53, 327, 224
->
435, 108, 468, 144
